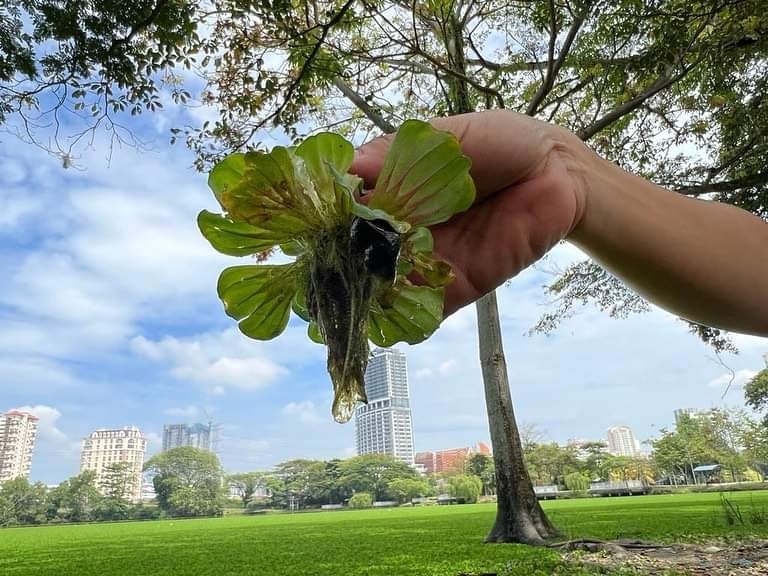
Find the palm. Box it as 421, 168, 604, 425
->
433, 148, 582, 315
351, 111, 585, 317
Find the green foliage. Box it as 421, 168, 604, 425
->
4, 493, 768, 574
387, 478, 432, 504
228, 472, 269, 506
564, 472, 591, 493
0, 0, 202, 155
651, 408, 764, 483
199, 121, 474, 422
447, 474, 483, 503
144, 447, 224, 517
348, 492, 373, 509
337, 454, 417, 501
465, 453, 496, 495
0, 478, 48, 526
745, 367, 768, 424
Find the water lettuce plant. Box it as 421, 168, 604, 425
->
198, 120, 475, 422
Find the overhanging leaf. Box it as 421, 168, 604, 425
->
217, 264, 297, 340
368, 119, 475, 227
198, 210, 285, 257
208, 153, 246, 208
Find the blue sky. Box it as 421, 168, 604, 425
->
1, 97, 766, 485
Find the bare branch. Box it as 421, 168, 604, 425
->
333, 77, 396, 133
527, 4, 588, 116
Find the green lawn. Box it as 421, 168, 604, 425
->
2, 492, 767, 576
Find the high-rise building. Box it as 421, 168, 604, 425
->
80, 427, 146, 502
0, 410, 39, 482
355, 348, 415, 465
162, 422, 213, 452
606, 425, 641, 457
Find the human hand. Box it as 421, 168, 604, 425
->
351, 110, 591, 316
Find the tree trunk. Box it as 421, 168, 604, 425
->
477, 291, 558, 544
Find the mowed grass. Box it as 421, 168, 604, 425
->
2, 491, 768, 576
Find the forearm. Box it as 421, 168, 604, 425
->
567, 149, 768, 336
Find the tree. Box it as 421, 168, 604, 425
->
0, 1, 203, 161
466, 453, 496, 495
274, 459, 332, 508
181, 0, 765, 544
387, 478, 432, 504
447, 475, 483, 504
563, 472, 590, 493
651, 409, 752, 483
144, 447, 224, 517
228, 472, 269, 506
100, 462, 133, 502
338, 455, 417, 501
745, 362, 768, 425
348, 492, 373, 509
0, 478, 48, 526
60, 471, 102, 522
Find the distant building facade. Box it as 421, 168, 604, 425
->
162, 422, 213, 452
355, 348, 415, 465
0, 410, 39, 482
673, 408, 702, 426
80, 427, 147, 502
606, 425, 641, 457
415, 442, 491, 475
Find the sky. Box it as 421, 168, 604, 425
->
1, 96, 766, 486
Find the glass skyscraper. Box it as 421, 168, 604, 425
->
354, 348, 415, 465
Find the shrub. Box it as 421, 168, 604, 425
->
564, 472, 591, 493
348, 493, 373, 509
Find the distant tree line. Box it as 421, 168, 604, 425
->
5, 406, 767, 527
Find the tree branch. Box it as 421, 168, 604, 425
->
526, 5, 588, 116
577, 62, 696, 141
675, 170, 768, 195
333, 77, 395, 133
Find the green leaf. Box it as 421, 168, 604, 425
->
208, 153, 246, 208
296, 132, 357, 217
291, 280, 310, 322
198, 210, 284, 257
217, 264, 297, 340
368, 282, 444, 347
368, 120, 475, 227
218, 147, 327, 237
308, 321, 325, 344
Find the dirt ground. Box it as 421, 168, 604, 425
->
563, 538, 768, 575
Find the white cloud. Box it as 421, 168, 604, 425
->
131, 334, 288, 393
12, 405, 68, 444
708, 369, 758, 389
281, 401, 323, 425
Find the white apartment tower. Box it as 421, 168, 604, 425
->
80, 427, 147, 502
0, 411, 39, 482
606, 425, 641, 457
355, 348, 415, 465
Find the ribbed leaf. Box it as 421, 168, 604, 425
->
368, 282, 444, 347
208, 153, 246, 208
198, 210, 285, 257
217, 264, 297, 340
368, 119, 475, 226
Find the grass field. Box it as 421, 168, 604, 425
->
2, 492, 768, 576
